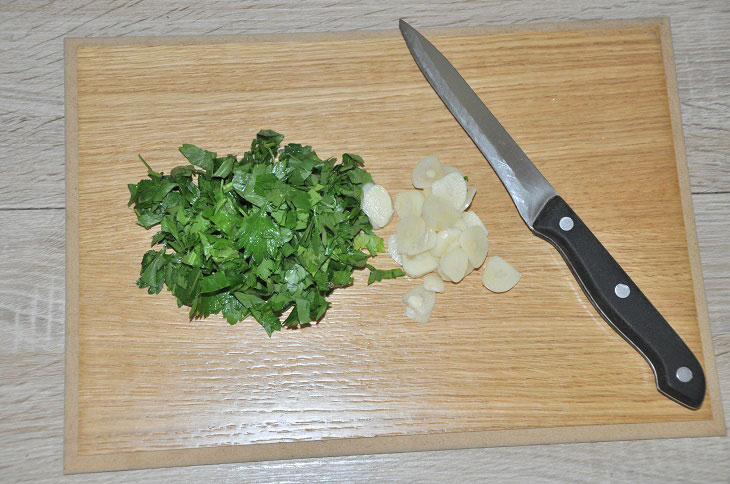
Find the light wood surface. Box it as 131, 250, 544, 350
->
62, 19, 724, 473
2, 1, 729, 482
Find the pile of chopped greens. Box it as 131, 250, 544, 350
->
128, 130, 403, 336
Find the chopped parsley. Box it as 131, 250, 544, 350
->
128, 130, 403, 336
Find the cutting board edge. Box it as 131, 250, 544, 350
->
658, 19, 726, 429
64, 418, 726, 474
62, 17, 669, 48
64, 34, 81, 476
63, 18, 726, 474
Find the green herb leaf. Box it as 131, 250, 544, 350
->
366, 264, 406, 285
353, 232, 386, 256
236, 210, 282, 263
179, 144, 216, 172
200, 271, 231, 293
212, 156, 235, 178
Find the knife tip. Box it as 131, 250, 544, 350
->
398, 18, 410, 32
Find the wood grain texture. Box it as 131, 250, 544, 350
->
63, 20, 723, 473
1, 1, 729, 482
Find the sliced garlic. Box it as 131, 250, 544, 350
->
462, 210, 487, 234
465, 260, 475, 278
439, 247, 470, 283
412, 155, 444, 189
362, 182, 375, 197
402, 252, 440, 278
423, 273, 445, 293
387, 234, 402, 266
453, 218, 468, 231
422, 195, 462, 231
395, 190, 425, 219
431, 172, 467, 210
447, 236, 463, 252
442, 165, 465, 178
403, 283, 437, 323
421, 227, 437, 253
361, 183, 393, 229
462, 187, 477, 211
430, 227, 462, 257
405, 306, 430, 324
396, 216, 427, 255
482, 256, 521, 293
403, 284, 426, 309
459, 225, 489, 268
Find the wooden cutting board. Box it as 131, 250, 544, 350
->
64, 18, 725, 473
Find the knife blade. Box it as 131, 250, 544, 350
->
399, 19, 705, 409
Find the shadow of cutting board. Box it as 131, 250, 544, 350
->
64, 18, 725, 473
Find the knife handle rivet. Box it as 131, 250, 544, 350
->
676, 366, 693, 383
614, 283, 630, 298
559, 216, 574, 231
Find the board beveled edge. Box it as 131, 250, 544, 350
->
63, 17, 726, 474
64, 419, 726, 474
64, 36, 81, 474
64, 17, 666, 47
657, 18, 726, 434
63, 39, 79, 473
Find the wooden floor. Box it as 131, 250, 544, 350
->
1, 1, 728, 482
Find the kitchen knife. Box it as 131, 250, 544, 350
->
399, 19, 705, 409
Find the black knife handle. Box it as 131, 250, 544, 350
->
532, 195, 705, 409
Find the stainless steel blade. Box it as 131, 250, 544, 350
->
399, 19, 557, 228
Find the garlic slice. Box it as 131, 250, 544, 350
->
396, 216, 427, 255
462, 187, 477, 211
422, 195, 462, 231
459, 225, 489, 268
482, 256, 521, 293
395, 190, 425, 219
402, 252, 440, 278
423, 273, 445, 293
442, 165, 465, 178
361, 183, 393, 229
387, 234, 403, 266
412, 155, 444, 189
431, 172, 467, 210
439, 247, 470, 283
462, 210, 487, 234
430, 227, 462, 257
403, 283, 437, 323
